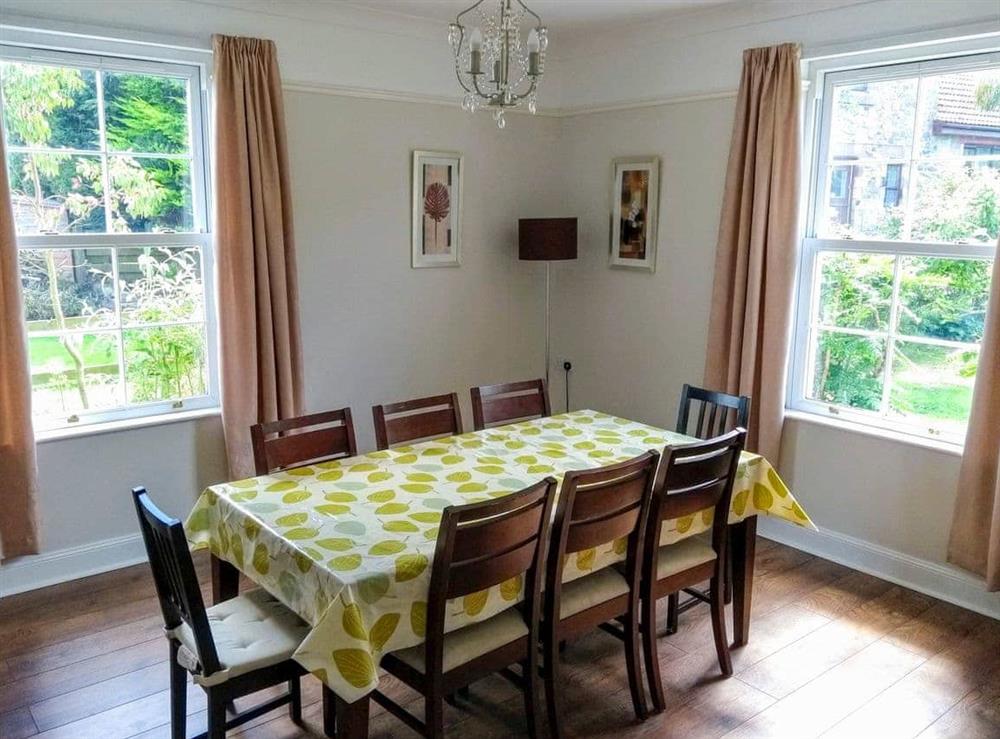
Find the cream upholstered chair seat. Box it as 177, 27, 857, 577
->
393, 606, 529, 674
559, 568, 630, 619
656, 536, 718, 580
170, 588, 310, 687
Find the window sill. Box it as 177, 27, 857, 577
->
783, 409, 964, 457
35, 406, 221, 444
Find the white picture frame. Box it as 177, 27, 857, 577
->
609, 156, 660, 272
412, 150, 463, 268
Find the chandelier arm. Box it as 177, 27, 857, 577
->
455, 0, 486, 26
512, 0, 541, 27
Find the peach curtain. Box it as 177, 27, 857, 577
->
0, 134, 40, 559
703, 43, 801, 464
214, 35, 303, 479
948, 247, 1000, 590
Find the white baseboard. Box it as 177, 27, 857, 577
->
758, 518, 1000, 621
0, 533, 147, 598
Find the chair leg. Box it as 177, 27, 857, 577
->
709, 575, 733, 676
523, 653, 541, 739
207, 689, 227, 739
426, 692, 445, 739
624, 605, 648, 721
288, 676, 302, 724
169, 641, 187, 739
543, 633, 564, 739
724, 531, 734, 605
666, 592, 680, 635
642, 592, 665, 714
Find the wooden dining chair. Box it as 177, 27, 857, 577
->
542, 451, 660, 738
132, 487, 309, 739
250, 407, 358, 476
372, 392, 463, 450
470, 379, 551, 430
375, 477, 558, 738
640, 429, 746, 713
669, 384, 750, 630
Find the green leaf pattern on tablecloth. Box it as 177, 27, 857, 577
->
185, 410, 815, 703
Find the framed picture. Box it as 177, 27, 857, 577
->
609, 156, 659, 271
412, 150, 463, 268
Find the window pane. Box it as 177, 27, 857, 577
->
19, 247, 116, 331
910, 159, 1000, 245
817, 252, 894, 331
119, 246, 204, 326
29, 332, 122, 421
1, 62, 99, 150
829, 78, 917, 160
103, 71, 190, 154
7, 152, 106, 233
108, 156, 193, 232
818, 163, 907, 239
809, 330, 886, 412
915, 68, 1000, 158
889, 341, 977, 435
897, 256, 993, 343
124, 324, 208, 404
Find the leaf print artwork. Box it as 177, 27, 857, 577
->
424, 181, 450, 246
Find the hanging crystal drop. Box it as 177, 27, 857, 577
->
462, 93, 474, 112
448, 24, 461, 52
537, 27, 548, 51
496, 110, 506, 129
528, 93, 537, 115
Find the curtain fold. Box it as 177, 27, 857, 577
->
214, 35, 303, 479
947, 247, 1000, 590
703, 43, 801, 464
0, 133, 41, 559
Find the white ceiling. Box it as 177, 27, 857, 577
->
338, 0, 734, 34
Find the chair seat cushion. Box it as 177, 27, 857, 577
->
170, 588, 309, 687
657, 537, 717, 580
560, 567, 630, 619
392, 607, 528, 674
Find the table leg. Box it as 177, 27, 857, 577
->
323, 686, 370, 739
730, 515, 757, 647
210, 554, 239, 604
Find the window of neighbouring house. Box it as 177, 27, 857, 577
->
790, 51, 999, 444
1, 42, 217, 433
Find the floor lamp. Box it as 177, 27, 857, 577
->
518, 218, 578, 387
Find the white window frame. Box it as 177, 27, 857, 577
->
790, 45, 1000, 446
0, 32, 218, 434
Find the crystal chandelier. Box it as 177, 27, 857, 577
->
447, 0, 548, 129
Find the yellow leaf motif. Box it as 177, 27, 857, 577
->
475, 465, 504, 475
276, 512, 308, 527
500, 575, 522, 601
701, 508, 714, 526
187, 508, 210, 532
230, 537, 244, 567
369, 540, 407, 556
527, 464, 555, 474
342, 603, 367, 641
447, 471, 472, 483
423, 526, 439, 540
768, 467, 789, 498
282, 491, 311, 504
457, 482, 487, 493
573, 441, 596, 450
252, 543, 270, 575
317, 470, 344, 482
383, 520, 419, 533
329, 554, 363, 571
401, 484, 432, 494
266, 480, 297, 492
350, 463, 378, 472
316, 504, 350, 517
243, 520, 260, 539
395, 554, 429, 582
376, 502, 409, 515
676, 516, 693, 534
410, 601, 427, 637
464, 589, 489, 616
368, 471, 393, 483
409, 512, 442, 523
293, 551, 313, 573
733, 489, 749, 517
395, 453, 418, 464
317, 538, 353, 551
285, 527, 319, 541
421, 448, 447, 456
613, 537, 627, 555
576, 548, 596, 571
792, 501, 808, 521
368, 490, 395, 503
325, 492, 357, 502
369, 613, 400, 652
515, 455, 538, 465
407, 473, 437, 482
286, 466, 314, 476
332, 649, 376, 690
359, 573, 391, 603
441, 455, 464, 465
753, 483, 773, 511
478, 456, 505, 465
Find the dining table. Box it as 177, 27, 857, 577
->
186, 409, 815, 738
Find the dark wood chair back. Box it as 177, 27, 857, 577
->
676, 383, 750, 440
372, 392, 463, 450
471, 379, 551, 430
425, 478, 557, 673
545, 452, 660, 614
131, 486, 222, 676
250, 407, 358, 475
647, 429, 746, 557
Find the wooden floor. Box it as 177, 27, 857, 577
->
2, 539, 999, 739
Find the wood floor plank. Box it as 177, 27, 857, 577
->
918, 665, 1000, 739
0, 706, 38, 739
823, 619, 1000, 739
723, 639, 926, 738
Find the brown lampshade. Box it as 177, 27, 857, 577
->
519, 218, 578, 261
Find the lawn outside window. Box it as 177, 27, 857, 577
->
1, 40, 217, 433
791, 49, 1000, 445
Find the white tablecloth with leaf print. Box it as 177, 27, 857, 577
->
186, 410, 815, 702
